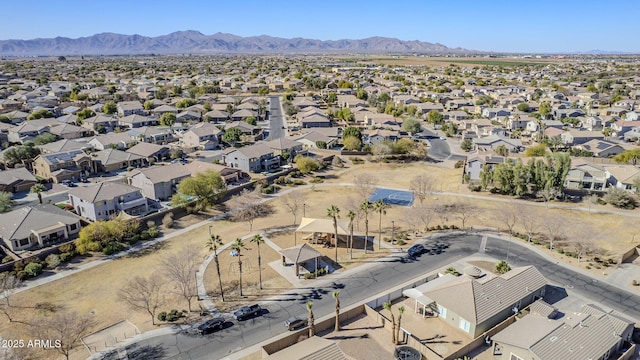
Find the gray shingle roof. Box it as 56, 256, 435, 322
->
68, 181, 141, 202
0, 204, 80, 242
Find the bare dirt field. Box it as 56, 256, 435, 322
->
358, 56, 564, 68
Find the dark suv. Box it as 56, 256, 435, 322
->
233, 304, 262, 320
407, 244, 425, 257
196, 317, 225, 334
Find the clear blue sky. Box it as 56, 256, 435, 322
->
2, 0, 638, 53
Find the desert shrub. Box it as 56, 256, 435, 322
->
16, 270, 28, 280
58, 243, 75, 253
495, 260, 511, 275
166, 309, 183, 322
45, 254, 60, 269
146, 225, 159, 238
275, 176, 287, 184
304, 267, 328, 279
162, 213, 174, 229
102, 242, 124, 255
350, 157, 364, 164
140, 231, 150, 240
309, 177, 323, 184
331, 156, 343, 167
157, 311, 167, 322
454, 160, 464, 168
24, 262, 43, 277
468, 184, 481, 192
2, 256, 12, 264
396, 239, 406, 246
125, 234, 141, 245
59, 252, 74, 262
603, 187, 638, 209
292, 179, 306, 186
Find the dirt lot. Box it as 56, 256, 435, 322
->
3, 158, 639, 359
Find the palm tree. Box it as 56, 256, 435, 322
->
374, 199, 388, 250
326, 205, 340, 264
383, 301, 396, 344
396, 305, 405, 345
250, 234, 265, 290
359, 200, 373, 254
307, 300, 315, 337
30, 183, 47, 204
332, 290, 340, 332
206, 228, 225, 302
230, 238, 247, 296
347, 210, 356, 259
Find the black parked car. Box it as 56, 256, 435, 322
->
196, 316, 225, 334
407, 244, 425, 257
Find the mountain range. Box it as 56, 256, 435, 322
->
0, 30, 470, 56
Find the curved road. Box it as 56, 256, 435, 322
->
100, 234, 640, 360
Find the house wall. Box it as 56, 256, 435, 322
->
465, 161, 482, 180
496, 343, 533, 360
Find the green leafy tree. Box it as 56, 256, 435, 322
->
427, 110, 444, 125
3, 143, 40, 167
222, 128, 243, 146
525, 144, 548, 157
103, 101, 117, 115
401, 117, 422, 133
343, 136, 362, 151
356, 89, 368, 100
245, 116, 257, 126
614, 149, 640, 165
0, 192, 14, 213
33, 133, 57, 146
326, 92, 338, 104
516, 103, 530, 112
143, 100, 156, 110
495, 260, 511, 275
495, 144, 509, 157
335, 108, 355, 122
76, 108, 95, 121
461, 138, 473, 152
175, 170, 227, 209
342, 126, 362, 141
539, 102, 552, 119
27, 109, 54, 120
294, 154, 320, 174
176, 98, 197, 108
159, 113, 176, 127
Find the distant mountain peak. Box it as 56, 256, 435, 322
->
0, 31, 471, 56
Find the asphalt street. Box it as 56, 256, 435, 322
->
99, 234, 640, 360
266, 96, 285, 140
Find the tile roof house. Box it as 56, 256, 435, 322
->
88, 132, 136, 151
7, 118, 58, 144
116, 101, 145, 117
604, 165, 640, 192
0, 167, 38, 193
183, 160, 244, 185
464, 155, 505, 181
403, 266, 547, 338
491, 304, 634, 360
118, 114, 159, 129
92, 148, 146, 173
126, 142, 170, 163
222, 143, 280, 173
68, 181, 149, 221
575, 139, 624, 158
32, 150, 95, 183
127, 163, 191, 201
49, 123, 92, 140
564, 163, 608, 191
182, 123, 223, 150
0, 204, 82, 251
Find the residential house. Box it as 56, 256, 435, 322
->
492, 304, 634, 360
0, 110, 29, 124
151, 104, 178, 116
126, 142, 170, 163
127, 163, 191, 201
222, 143, 280, 173
203, 110, 229, 123
605, 165, 640, 192
482, 107, 510, 120
0, 204, 82, 251
464, 155, 505, 181
554, 108, 585, 119
0, 167, 38, 193
38, 139, 92, 154
443, 111, 468, 121
32, 150, 95, 183
118, 114, 158, 129
300, 114, 331, 128
575, 139, 624, 158
176, 110, 201, 123
293, 131, 337, 149
224, 121, 262, 141
82, 114, 119, 133
182, 123, 223, 150
116, 101, 145, 117
581, 116, 603, 131
362, 129, 399, 145
473, 135, 523, 153
564, 163, 608, 191
49, 123, 92, 140
611, 120, 640, 135
184, 160, 244, 185
403, 266, 547, 338
337, 95, 366, 108
68, 182, 149, 221
7, 118, 58, 143
231, 109, 258, 121
623, 127, 640, 142
415, 102, 444, 114
88, 132, 136, 151
92, 148, 146, 173
127, 126, 175, 145
561, 130, 605, 146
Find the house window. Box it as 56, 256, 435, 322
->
70, 224, 77, 231
437, 305, 447, 318
19, 238, 29, 246
459, 318, 470, 333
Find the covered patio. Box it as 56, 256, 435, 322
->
279, 243, 323, 277
296, 217, 350, 248
401, 273, 458, 318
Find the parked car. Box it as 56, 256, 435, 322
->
284, 317, 306, 331
60, 180, 76, 187
233, 304, 262, 320
196, 316, 225, 334
407, 244, 425, 257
